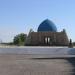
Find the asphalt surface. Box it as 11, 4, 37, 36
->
0, 47, 75, 58
0, 47, 75, 54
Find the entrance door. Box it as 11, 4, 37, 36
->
44, 37, 51, 45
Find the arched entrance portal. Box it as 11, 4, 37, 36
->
44, 37, 52, 45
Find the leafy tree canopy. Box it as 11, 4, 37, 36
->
13, 33, 27, 46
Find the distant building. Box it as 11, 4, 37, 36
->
26, 19, 69, 46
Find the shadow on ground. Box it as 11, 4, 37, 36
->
31, 57, 75, 75
67, 57, 75, 75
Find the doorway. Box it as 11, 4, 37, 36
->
44, 37, 51, 45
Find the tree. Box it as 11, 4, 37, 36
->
13, 33, 27, 46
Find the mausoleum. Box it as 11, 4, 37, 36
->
26, 19, 69, 46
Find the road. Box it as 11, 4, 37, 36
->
0, 47, 75, 54
0, 47, 75, 58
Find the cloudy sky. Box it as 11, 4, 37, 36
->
0, 0, 75, 42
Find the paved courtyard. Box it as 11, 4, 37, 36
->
0, 47, 74, 75
0, 54, 74, 75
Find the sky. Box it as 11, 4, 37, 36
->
0, 0, 75, 42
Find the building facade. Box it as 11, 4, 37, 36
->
25, 19, 69, 46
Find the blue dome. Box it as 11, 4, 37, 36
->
37, 19, 57, 32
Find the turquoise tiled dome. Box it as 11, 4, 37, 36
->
37, 19, 57, 32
